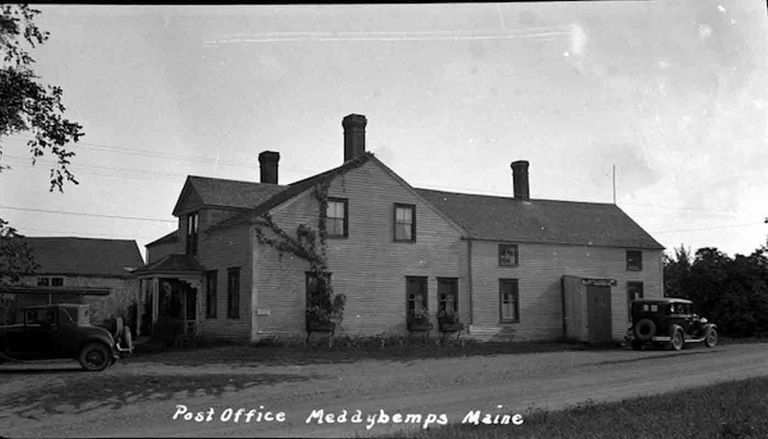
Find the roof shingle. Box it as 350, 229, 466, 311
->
415, 189, 664, 250
173, 176, 287, 215
132, 253, 204, 274
22, 237, 144, 278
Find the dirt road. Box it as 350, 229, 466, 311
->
1, 343, 767, 437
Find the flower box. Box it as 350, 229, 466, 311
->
407, 318, 433, 332
439, 321, 464, 333
306, 319, 335, 333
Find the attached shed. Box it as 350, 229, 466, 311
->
562, 275, 618, 344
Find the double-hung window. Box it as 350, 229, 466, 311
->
394, 203, 416, 242
227, 267, 240, 319
327, 198, 348, 238
186, 212, 199, 255
499, 279, 520, 323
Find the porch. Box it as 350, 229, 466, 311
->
132, 254, 204, 344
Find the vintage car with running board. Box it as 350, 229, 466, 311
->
625, 298, 718, 351
0, 303, 133, 371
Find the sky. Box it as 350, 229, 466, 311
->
1, 1, 767, 262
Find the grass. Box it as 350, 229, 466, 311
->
131, 335, 591, 367
401, 376, 768, 439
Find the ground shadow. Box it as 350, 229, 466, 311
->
0, 372, 318, 420
596, 348, 718, 366
0, 366, 83, 375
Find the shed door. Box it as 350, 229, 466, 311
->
586, 285, 612, 344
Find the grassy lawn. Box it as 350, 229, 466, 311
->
132, 337, 591, 367
402, 376, 768, 439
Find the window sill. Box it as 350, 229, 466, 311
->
498, 264, 519, 268
393, 239, 417, 243
327, 235, 348, 240
626, 267, 643, 272
499, 320, 520, 324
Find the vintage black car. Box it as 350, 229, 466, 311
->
0, 304, 133, 371
625, 298, 718, 351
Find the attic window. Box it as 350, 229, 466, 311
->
626, 250, 642, 271
394, 204, 416, 242
186, 212, 199, 255
37, 277, 64, 287
327, 198, 348, 238
498, 244, 519, 267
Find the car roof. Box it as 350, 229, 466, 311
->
633, 298, 693, 305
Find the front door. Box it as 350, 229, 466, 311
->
587, 286, 612, 344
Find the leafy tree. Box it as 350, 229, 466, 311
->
664, 245, 768, 337
1, 4, 83, 190
1, 5, 83, 321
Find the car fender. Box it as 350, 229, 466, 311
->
75, 331, 117, 358
669, 323, 684, 337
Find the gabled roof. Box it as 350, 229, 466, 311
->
172, 175, 287, 215
209, 152, 374, 231
415, 189, 664, 250
22, 237, 144, 278
132, 253, 204, 275
146, 230, 178, 247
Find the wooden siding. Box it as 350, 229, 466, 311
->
11, 275, 138, 325
468, 241, 663, 342
146, 238, 180, 264
252, 160, 467, 339
196, 223, 252, 340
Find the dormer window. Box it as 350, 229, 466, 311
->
186, 212, 199, 255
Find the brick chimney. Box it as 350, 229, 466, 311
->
510, 160, 530, 200
258, 151, 280, 184
343, 114, 367, 162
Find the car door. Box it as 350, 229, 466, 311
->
20, 309, 61, 358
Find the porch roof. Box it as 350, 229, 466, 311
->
0, 285, 111, 295
132, 254, 204, 275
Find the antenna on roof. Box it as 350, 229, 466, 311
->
612, 164, 617, 205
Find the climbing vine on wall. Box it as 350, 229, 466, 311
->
254, 180, 346, 327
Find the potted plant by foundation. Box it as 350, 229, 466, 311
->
437, 309, 464, 333
407, 307, 433, 332
306, 306, 336, 333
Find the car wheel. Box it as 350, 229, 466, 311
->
669, 328, 684, 351
79, 342, 111, 372
631, 341, 643, 351
704, 328, 718, 348
634, 318, 656, 341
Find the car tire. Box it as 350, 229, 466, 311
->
704, 328, 718, 348
669, 327, 684, 351
79, 342, 111, 372
634, 318, 656, 341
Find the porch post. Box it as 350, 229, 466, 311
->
137, 279, 144, 337
152, 277, 159, 323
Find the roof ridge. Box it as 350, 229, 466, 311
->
22, 236, 138, 242
414, 187, 616, 207
188, 175, 286, 187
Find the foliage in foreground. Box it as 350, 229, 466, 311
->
404, 376, 768, 439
